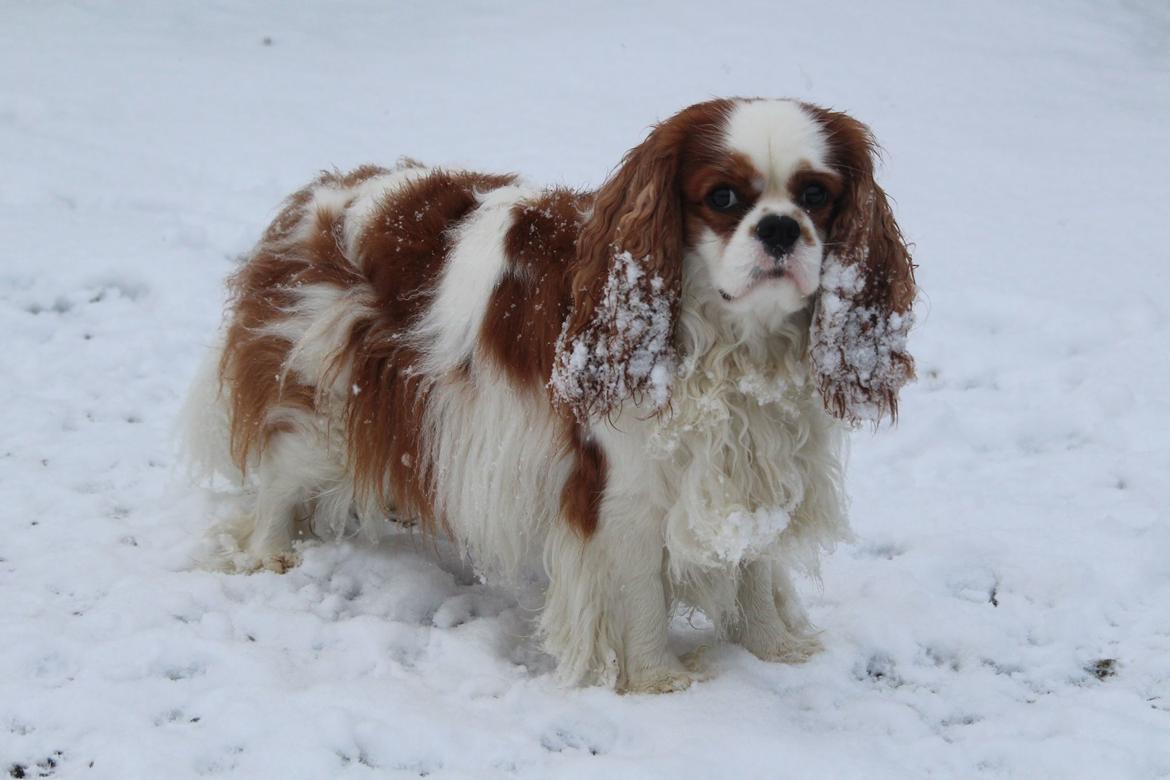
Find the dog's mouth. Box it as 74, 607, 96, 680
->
718, 267, 790, 302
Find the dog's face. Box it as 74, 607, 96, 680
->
681, 100, 842, 323
556, 97, 916, 424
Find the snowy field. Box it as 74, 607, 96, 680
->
3, 1, 1170, 777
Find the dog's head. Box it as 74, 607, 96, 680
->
552, 97, 916, 425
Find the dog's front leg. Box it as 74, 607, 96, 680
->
731, 558, 822, 663
541, 507, 693, 693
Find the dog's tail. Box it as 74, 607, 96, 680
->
177, 332, 244, 488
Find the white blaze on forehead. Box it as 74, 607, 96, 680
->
724, 101, 831, 186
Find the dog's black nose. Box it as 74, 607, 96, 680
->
755, 214, 802, 255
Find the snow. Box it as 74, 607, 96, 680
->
706, 508, 793, 564
2, 1, 1170, 778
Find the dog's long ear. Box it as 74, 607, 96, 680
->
805, 106, 917, 426
550, 114, 692, 421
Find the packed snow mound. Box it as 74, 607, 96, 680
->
704, 506, 793, 563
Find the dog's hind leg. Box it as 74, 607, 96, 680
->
221, 416, 338, 573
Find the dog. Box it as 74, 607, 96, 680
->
183, 97, 916, 692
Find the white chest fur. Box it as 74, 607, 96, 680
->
595, 299, 851, 602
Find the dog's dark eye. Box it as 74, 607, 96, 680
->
706, 187, 739, 211
800, 184, 829, 209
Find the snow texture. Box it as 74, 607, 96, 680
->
3, 1, 1170, 778
551, 250, 675, 415
706, 507, 792, 564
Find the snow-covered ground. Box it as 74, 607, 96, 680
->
3, 1, 1169, 776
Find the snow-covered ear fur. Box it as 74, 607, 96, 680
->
550, 113, 692, 421
805, 106, 917, 426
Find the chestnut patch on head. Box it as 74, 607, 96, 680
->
682, 150, 762, 241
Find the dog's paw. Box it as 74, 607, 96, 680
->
680, 645, 714, 677
742, 631, 823, 664
620, 669, 695, 694
255, 551, 301, 574
201, 532, 301, 575
619, 660, 698, 694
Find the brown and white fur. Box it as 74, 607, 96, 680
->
183, 98, 916, 692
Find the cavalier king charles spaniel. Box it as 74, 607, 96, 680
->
184, 97, 916, 692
